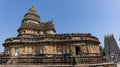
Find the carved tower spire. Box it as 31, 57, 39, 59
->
28, 5, 37, 13
17, 6, 40, 37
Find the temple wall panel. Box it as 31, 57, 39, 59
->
20, 29, 25, 34
4, 47, 10, 54
31, 45, 36, 54
27, 20, 39, 24
39, 43, 44, 53
44, 44, 55, 54
19, 47, 25, 54
57, 45, 63, 54
87, 43, 100, 54
39, 31, 44, 35
19, 29, 32, 35
11, 47, 15, 57
94, 45, 100, 53
62, 45, 67, 54
23, 44, 36, 54
40, 43, 68, 54
66, 45, 71, 53
71, 45, 75, 55
46, 30, 55, 35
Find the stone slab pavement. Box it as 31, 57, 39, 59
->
116, 63, 120, 67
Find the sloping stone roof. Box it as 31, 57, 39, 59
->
18, 21, 56, 31
20, 22, 40, 30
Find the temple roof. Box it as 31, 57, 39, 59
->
28, 5, 36, 13
22, 5, 40, 22
4, 33, 100, 45
20, 22, 40, 30
40, 21, 55, 31
18, 6, 56, 32
18, 21, 56, 31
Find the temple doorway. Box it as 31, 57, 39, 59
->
75, 46, 80, 56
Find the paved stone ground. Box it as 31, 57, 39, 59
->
0, 65, 74, 67
116, 63, 120, 67
0, 63, 117, 67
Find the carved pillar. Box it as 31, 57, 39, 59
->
25, 45, 28, 54
73, 43, 76, 55
40, 43, 42, 54
29, 46, 32, 54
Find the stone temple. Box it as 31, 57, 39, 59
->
1, 6, 102, 65
104, 34, 120, 62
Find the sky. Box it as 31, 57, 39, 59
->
0, 0, 120, 52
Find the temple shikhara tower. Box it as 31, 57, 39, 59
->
104, 34, 120, 62
1, 6, 102, 64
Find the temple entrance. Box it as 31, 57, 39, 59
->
75, 46, 80, 56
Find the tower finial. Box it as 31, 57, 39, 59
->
28, 5, 36, 13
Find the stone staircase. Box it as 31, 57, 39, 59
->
7, 58, 17, 64
75, 56, 82, 64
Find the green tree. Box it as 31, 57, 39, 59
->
99, 46, 106, 62
99, 46, 105, 56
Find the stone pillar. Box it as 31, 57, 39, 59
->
29, 47, 32, 54
25, 46, 28, 54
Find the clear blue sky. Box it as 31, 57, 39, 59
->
0, 0, 120, 52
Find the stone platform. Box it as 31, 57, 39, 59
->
0, 63, 117, 67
